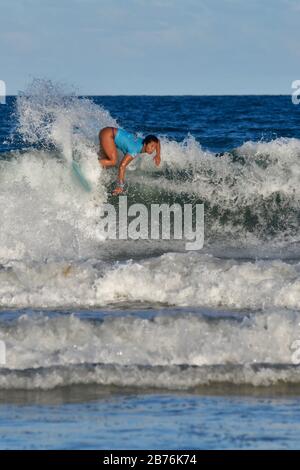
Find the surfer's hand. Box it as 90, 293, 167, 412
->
112, 186, 124, 196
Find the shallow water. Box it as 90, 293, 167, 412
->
1, 388, 300, 449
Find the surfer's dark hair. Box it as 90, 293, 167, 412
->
143, 135, 159, 145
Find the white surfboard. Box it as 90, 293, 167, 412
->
71, 160, 92, 192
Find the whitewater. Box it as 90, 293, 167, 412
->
0, 80, 300, 393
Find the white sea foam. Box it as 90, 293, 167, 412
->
0, 253, 299, 310
146, 135, 300, 204
0, 80, 119, 262
0, 309, 300, 389
0, 150, 108, 262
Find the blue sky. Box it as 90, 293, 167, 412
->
1, 0, 300, 94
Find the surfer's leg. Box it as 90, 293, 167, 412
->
98, 127, 118, 168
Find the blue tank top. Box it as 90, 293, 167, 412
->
114, 129, 143, 158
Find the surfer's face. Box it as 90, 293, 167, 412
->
145, 141, 157, 155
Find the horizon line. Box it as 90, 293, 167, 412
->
6, 93, 292, 97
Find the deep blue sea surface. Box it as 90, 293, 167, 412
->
0, 80, 300, 449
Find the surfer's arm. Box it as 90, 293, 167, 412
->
154, 139, 161, 166
112, 154, 133, 195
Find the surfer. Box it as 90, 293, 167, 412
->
98, 127, 161, 195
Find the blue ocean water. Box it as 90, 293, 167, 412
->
1, 80, 300, 449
